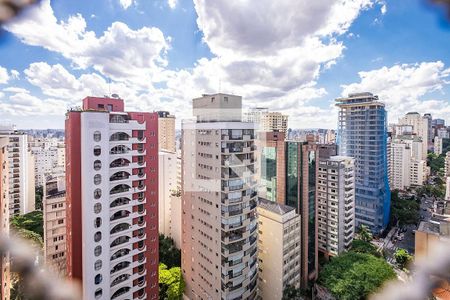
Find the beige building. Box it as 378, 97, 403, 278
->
257, 198, 301, 300
170, 154, 182, 248
317, 156, 355, 257
0, 137, 10, 300
182, 93, 258, 300
398, 112, 429, 160
435, 136, 443, 155
158, 111, 176, 152
43, 175, 67, 277
244, 108, 288, 133
158, 150, 178, 237
445, 152, 450, 177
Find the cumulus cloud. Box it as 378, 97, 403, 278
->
0, 67, 9, 84
6, 0, 170, 85
341, 61, 450, 122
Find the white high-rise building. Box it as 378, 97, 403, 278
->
158, 150, 178, 237
435, 136, 443, 155
182, 93, 258, 300
0, 125, 35, 216
257, 198, 301, 300
244, 108, 288, 133
445, 152, 450, 178
398, 112, 429, 160
437, 128, 449, 139
317, 156, 355, 256
31, 140, 65, 187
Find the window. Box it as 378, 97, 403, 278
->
94, 174, 102, 185
93, 131, 101, 142
94, 260, 102, 271
94, 189, 102, 199
94, 146, 101, 156
94, 246, 102, 257
95, 288, 102, 299
94, 274, 102, 285
94, 203, 102, 214
94, 231, 102, 242
94, 160, 102, 171
94, 217, 102, 228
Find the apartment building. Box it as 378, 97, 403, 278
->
244, 108, 288, 133
317, 156, 355, 257
182, 93, 258, 300
257, 198, 301, 300
435, 136, 443, 155
31, 140, 66, 187
157, 111, 176, 152
43, 174, 67, 277
424, 113, 433, 150
258, 131, 286, 203
0, 137, 10, 300
65, 96, 159, 300
285, 141, 318, 288
398, 112, 429, 160
158, 150, 177, 237
336, 92, 390, 233
170, 154, 182, 248
0, 125, 35, 216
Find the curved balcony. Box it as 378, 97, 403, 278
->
137, 241, 145, 251
111, 248, 131, 261
110, 171, 131, 182
111, 286, 130, 299
111, 261, 131, 275
110, 273, 130, 287
110, 223, 131, 235
137, 264, 145, 275
110, 145, 131, 155
110, 132, 130, 142
110, 184, 131, 195
110, 158, 131, 168
110, 197, 131, 208
110, 210, 130, 222
137, 252, 145, 263
110, 236, 130, 248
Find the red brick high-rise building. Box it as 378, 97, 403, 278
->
66, 96, 159, 300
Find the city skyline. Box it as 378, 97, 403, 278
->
0, 0, 449, 129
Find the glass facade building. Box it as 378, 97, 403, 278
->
336, 93, 390, 233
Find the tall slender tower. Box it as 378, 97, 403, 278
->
336, 92, 390, 233
182, 93, 258, 300
65, 96, 159, 300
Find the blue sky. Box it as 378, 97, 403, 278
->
0, 0, 449, 129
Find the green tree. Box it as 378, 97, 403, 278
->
390, 190, 420, 226
318, 252, 396, 300
10, 210, 44, 238
282, 285, 302, 300
159, 234, 181, 268
357, 224, 372, 242
35, 185, 43, 210
394, 248, 413, 269
159, 263, 185, 300
350, 239, 380, 257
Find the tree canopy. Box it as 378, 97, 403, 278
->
390, 190, 420, 226
159, 263, 185, 300
282, 285, 302, 300
394, 248, 413, 269
10, 210, 44, 238
357, 224, 372, 242
35, 185, 43, 211
350, 239, 381, 257
159, 234, 181, 268
318, 252, 396, 300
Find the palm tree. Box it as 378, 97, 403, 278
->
358, 224, 372, 242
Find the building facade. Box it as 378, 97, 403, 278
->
317, 156, 355, 257
0, 125, 35, 216
285, 141, 318, 288
435, 136, 443, 155
257, 198, 301, 300
157, 111, 176, 153
182, 93, 258, 300
43, 174, 67, 277
244, 108, 288, 133
65, 96, 159, 300
398, 112, 429, 161
336, 92, 390, 233
0, 137, 10, 300
158, 150, 177, 237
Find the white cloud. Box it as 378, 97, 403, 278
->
167, 0, 177, 9
0, 67, 9, 84
3, 87, 30, 94
341, 61, 450, 122
381, 4, 387, 15
119, 0, 134, 10
6, 0, 170, 85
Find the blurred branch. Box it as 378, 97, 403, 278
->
0, 234, 81, 300
0, 0, 39, 24
431, 0, 450, 20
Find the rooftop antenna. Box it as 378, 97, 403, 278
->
219, 78, 221, 93
108, 78, 111, 96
